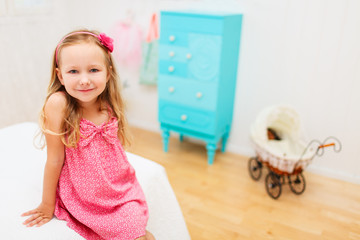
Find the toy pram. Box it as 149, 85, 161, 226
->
248, 105, 341, 199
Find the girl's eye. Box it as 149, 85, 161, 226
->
69, 70, 78, 74
90, 69, 99, 73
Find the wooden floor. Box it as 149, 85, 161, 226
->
127, 126, 360, 240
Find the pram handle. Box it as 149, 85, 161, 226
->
318, 143, 335, 149
294, 137, 342, 171
317, 136, 342, 154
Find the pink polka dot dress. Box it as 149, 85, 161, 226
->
54, 116, 149, 240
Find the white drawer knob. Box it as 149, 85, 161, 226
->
186, 53, 192, 59
196, 92, 203, 98
168, 66, 175, 72
181, 115, 187, 121
169, 35, 176, 42
168, 86, 175, 93
169, 51, 175, 57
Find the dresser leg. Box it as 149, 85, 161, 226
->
206, 143, 216, 165
221, 132, 229, 153
162, 129, 170, 152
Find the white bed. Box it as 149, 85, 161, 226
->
0, 122, 190, 240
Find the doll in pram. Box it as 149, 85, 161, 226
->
248, 105, 341, 199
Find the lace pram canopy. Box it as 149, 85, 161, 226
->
250, 105, 315, 173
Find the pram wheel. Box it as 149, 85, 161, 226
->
265, 172, 282, 199
248, 157, 262, 181
288, 173, 306, 195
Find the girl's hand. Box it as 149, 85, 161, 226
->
21, 202, 55, 227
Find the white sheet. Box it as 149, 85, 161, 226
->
0, 122, 190, 240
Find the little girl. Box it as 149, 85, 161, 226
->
21, 30, 155, 240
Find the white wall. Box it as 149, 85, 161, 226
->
1, 0, 359, 183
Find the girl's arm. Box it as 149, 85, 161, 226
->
21, 92, 66, 227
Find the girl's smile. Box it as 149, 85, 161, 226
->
78, 88, 95, 93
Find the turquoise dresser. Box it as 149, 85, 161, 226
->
158, 11, 243, 164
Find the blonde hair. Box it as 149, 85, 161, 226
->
40, 29, 130, 148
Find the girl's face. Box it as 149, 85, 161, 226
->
56, 42, 109, 107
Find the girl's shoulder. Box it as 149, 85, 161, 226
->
44, 91, 67, 116
42, 91, 67, 134
47, 91, 66, 105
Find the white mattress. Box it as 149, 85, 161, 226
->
0, 122, 190, 240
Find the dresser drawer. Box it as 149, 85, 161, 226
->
159, 60, 188, 78
159, 31, 189, 47
159, 101, 216, 134
159, 45, 192, 63
161, 11, 224, 34
158, 76, 218, 111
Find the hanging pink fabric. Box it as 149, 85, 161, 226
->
111, 20, 143, 71
146, 13, 159, 43
139, 12, 159, 85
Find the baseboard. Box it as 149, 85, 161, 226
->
128, 123, 360, 185
128, 119, 160, 133
227, 143, 254, 158
306, 165, 360, 185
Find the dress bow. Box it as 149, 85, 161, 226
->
78, 118, 118, 147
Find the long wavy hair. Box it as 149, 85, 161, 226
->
39, 29, 130, 148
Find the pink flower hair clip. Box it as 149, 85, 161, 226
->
98, 33, 114, 52
55, 31, 114, 65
